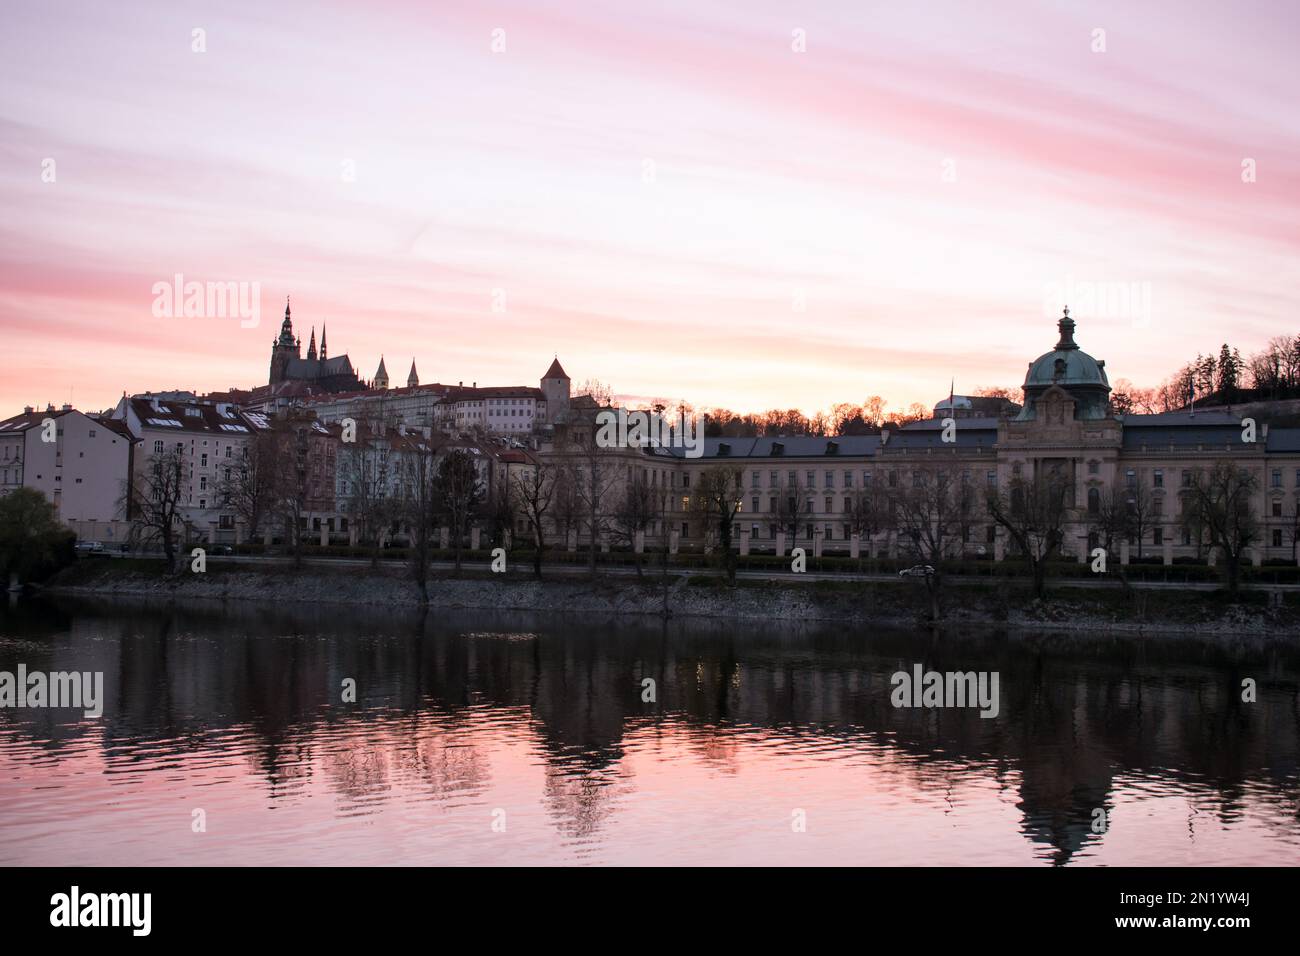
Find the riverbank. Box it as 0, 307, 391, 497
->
38, 559, 1300, 636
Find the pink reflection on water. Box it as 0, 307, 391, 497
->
2, 706, 1295, 866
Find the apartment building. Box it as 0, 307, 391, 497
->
0, 405, 134, 543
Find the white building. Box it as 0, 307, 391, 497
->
0, 405, 135, 543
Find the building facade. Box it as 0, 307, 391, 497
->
0, 406, 134, 543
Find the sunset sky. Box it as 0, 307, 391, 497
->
2, 0, 1298, 417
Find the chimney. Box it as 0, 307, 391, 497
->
473, 381, 477, 388
23, 405, 33, 414
62, 403, 72, 411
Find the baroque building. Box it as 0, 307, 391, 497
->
610, 309, 1300, 567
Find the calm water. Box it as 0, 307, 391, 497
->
1, 595, 1297, 866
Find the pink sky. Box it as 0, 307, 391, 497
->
2, 0, 1298, 417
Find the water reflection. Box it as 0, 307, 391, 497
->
1, 596, 1297, 865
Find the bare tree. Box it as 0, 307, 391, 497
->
400, 435, 438, 604
339, 407, 398, 564
690, 464, 745, 585
436, 448, 484, 573
986, 470, 1071, 599
888, 467, 968, 621
845, 481, 893, 558
612, 467, 662, 577
773, 476, 810, 550
214, 429, 278, 545
1088, 486, 1131, 557
1181, 462, 1258, 596
124, 444, 187, 573
561, 412, 618, 576
513, 461, 557, 578
1124, 481, 1156, 558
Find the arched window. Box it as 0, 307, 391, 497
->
1087, 486, 1100, 515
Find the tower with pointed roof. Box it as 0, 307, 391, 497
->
374, 356, 389, 390
541, 354, 571, 421
266, 298, 363, 392
407, 360, 419, 388
269, 297, 300, 384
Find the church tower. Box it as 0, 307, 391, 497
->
541, 355, 571, 421
407, 360, 419, 388
306, 327, 317, 361
373, 356, 389, 389
269, 298, 300, 385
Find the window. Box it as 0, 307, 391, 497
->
681, 473, 690, 489
751, 497, 759, 514
89, 429, 96, 438
1153, 469, 1163, 488
751, 471, 760, 489
1088, 460, 1099, 475
986, 526, 996, 543
769, 470, 778, 489
1273, 529, 1283, 547
1273, 500, 1283, 517
844, 470, 852, 488
1087, 487, 1100, 515
1153, 498, 1163, 516
824, 470, 833, 489
1182, 469, 1191, 488
153, 440, 164, 454
986, 471, 996, 487
806, 470, 815, 488
844, 497, 851, 513
888, 471, 898, 488
1272, 469, 1282, 488
824, 496, 832, 513
201, 454, 208, 467
1126, 469, 1136, 488
1154, 527, 1163, 546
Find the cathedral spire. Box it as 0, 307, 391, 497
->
407, 359, 419, 388
277, 296, 295, 347
306, 326, 317, 361
374, 355, 389, 389
320, 323, 327, 361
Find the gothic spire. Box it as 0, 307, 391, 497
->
306, 326, 317, 361
320, 323, 328, 361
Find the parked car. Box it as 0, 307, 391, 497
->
898, 564, 935, 577
74, 540, 105, 556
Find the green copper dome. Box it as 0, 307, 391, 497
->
1016, 308, 1111, 420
